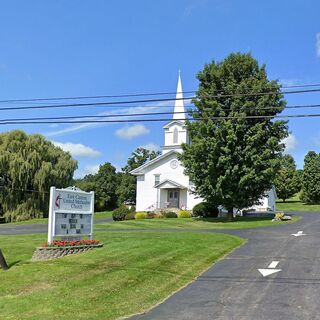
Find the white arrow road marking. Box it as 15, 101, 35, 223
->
258, 260, 282, 277
292, 230, 306, 237
258, 268, 282, 277
268, 261, 279, 268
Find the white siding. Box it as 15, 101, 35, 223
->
135, 152, 203, 211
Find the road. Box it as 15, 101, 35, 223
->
130, 212, 320, 320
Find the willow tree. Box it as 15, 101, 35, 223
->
180, 53, 288, 220
0, 130, 77, 221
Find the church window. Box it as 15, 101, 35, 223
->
173, 127, 178, 144
154, 174, 160, 186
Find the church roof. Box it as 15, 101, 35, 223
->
154, 179, 186, 189
162, 120, 186, 129
130, 150, 179, 175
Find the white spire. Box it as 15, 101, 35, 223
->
173, 70, 186, 120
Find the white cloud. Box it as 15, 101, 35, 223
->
115, 124, 150, 140
74, 164, 100, 179
317, 33, 320, 57
140, 143, 160, 152
282, 134, 297, 154
52, 141, 101, 158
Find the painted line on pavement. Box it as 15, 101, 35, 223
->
258, 260, 282, 277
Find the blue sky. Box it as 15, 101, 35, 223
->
0, 0, 319, 176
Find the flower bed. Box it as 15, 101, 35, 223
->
32, 240, 103, 262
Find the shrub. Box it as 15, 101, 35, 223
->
154, 213, 164, 219
274, 212, 285, 221
128, 205, 136, 213
124, 212, 136, 220
135, 212, 147, 219
146, 212, 156, 219
112, 205, 130, 221
163, 211, 178, 218
192, 202, 219, 218
178, 210, 191, 218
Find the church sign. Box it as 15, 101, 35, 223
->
47, 186, 94, 244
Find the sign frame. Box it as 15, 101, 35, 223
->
47, 186, 95, 244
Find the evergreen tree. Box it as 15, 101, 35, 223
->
0, 130, 77, 221
301, 151, 320, 203
274, 154, 300, 202
180, 53, 288, 220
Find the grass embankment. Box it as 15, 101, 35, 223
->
276, 194, 320, 212
0, 231, 243, 320
95, 215, 300, 231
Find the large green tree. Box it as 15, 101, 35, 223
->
122, 147, 160, 173
301, 151, 320, 203
116, 147, 160, 206
180, 53, 288, 220
0, 130, 77, 221
116, 173, 136, 206
75, 163, 119, 211
274, 154, 300, 202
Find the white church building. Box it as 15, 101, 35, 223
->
131, 73, 276, 213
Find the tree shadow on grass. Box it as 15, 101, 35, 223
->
200, 216, 274, 223
8, 260, 21, 268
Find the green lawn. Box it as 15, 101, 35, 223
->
0, 231, 244, 320
95, 215, 300, 231
276, 194, 320, 212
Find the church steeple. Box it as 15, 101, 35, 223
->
162, 71, 188, 154
173, 70, 186, 120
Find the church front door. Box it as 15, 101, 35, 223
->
167, 189, 179, 208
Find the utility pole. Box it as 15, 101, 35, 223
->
0, 249, 8, 270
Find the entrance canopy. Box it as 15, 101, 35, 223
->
154, 179, 186, 189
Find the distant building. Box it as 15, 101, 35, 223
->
131, 73, 276, 213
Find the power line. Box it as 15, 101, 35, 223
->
2, 113, 320, 125
0, 88, 320, 112
0, 104, 320, 123
0, 82, 320, 104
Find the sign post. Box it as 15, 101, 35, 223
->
47, 186, 94, 244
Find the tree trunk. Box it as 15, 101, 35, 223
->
227, 208, 234, 222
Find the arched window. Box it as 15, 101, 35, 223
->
173, 127, 178, 144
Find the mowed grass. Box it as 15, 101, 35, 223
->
0, 231, 244, 320
276, 194, 320, 212
95, 216, 300, 231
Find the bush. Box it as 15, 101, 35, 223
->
154, 213, 164, 219
135, 212, 147, 219
274, 212, 285, 221
146, 212, 156, 219
192, 202, 219, 218
124, 212, 136, 220
178, 210, 191, 218
112, 206, 130, 221
163, 211, 178, 218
